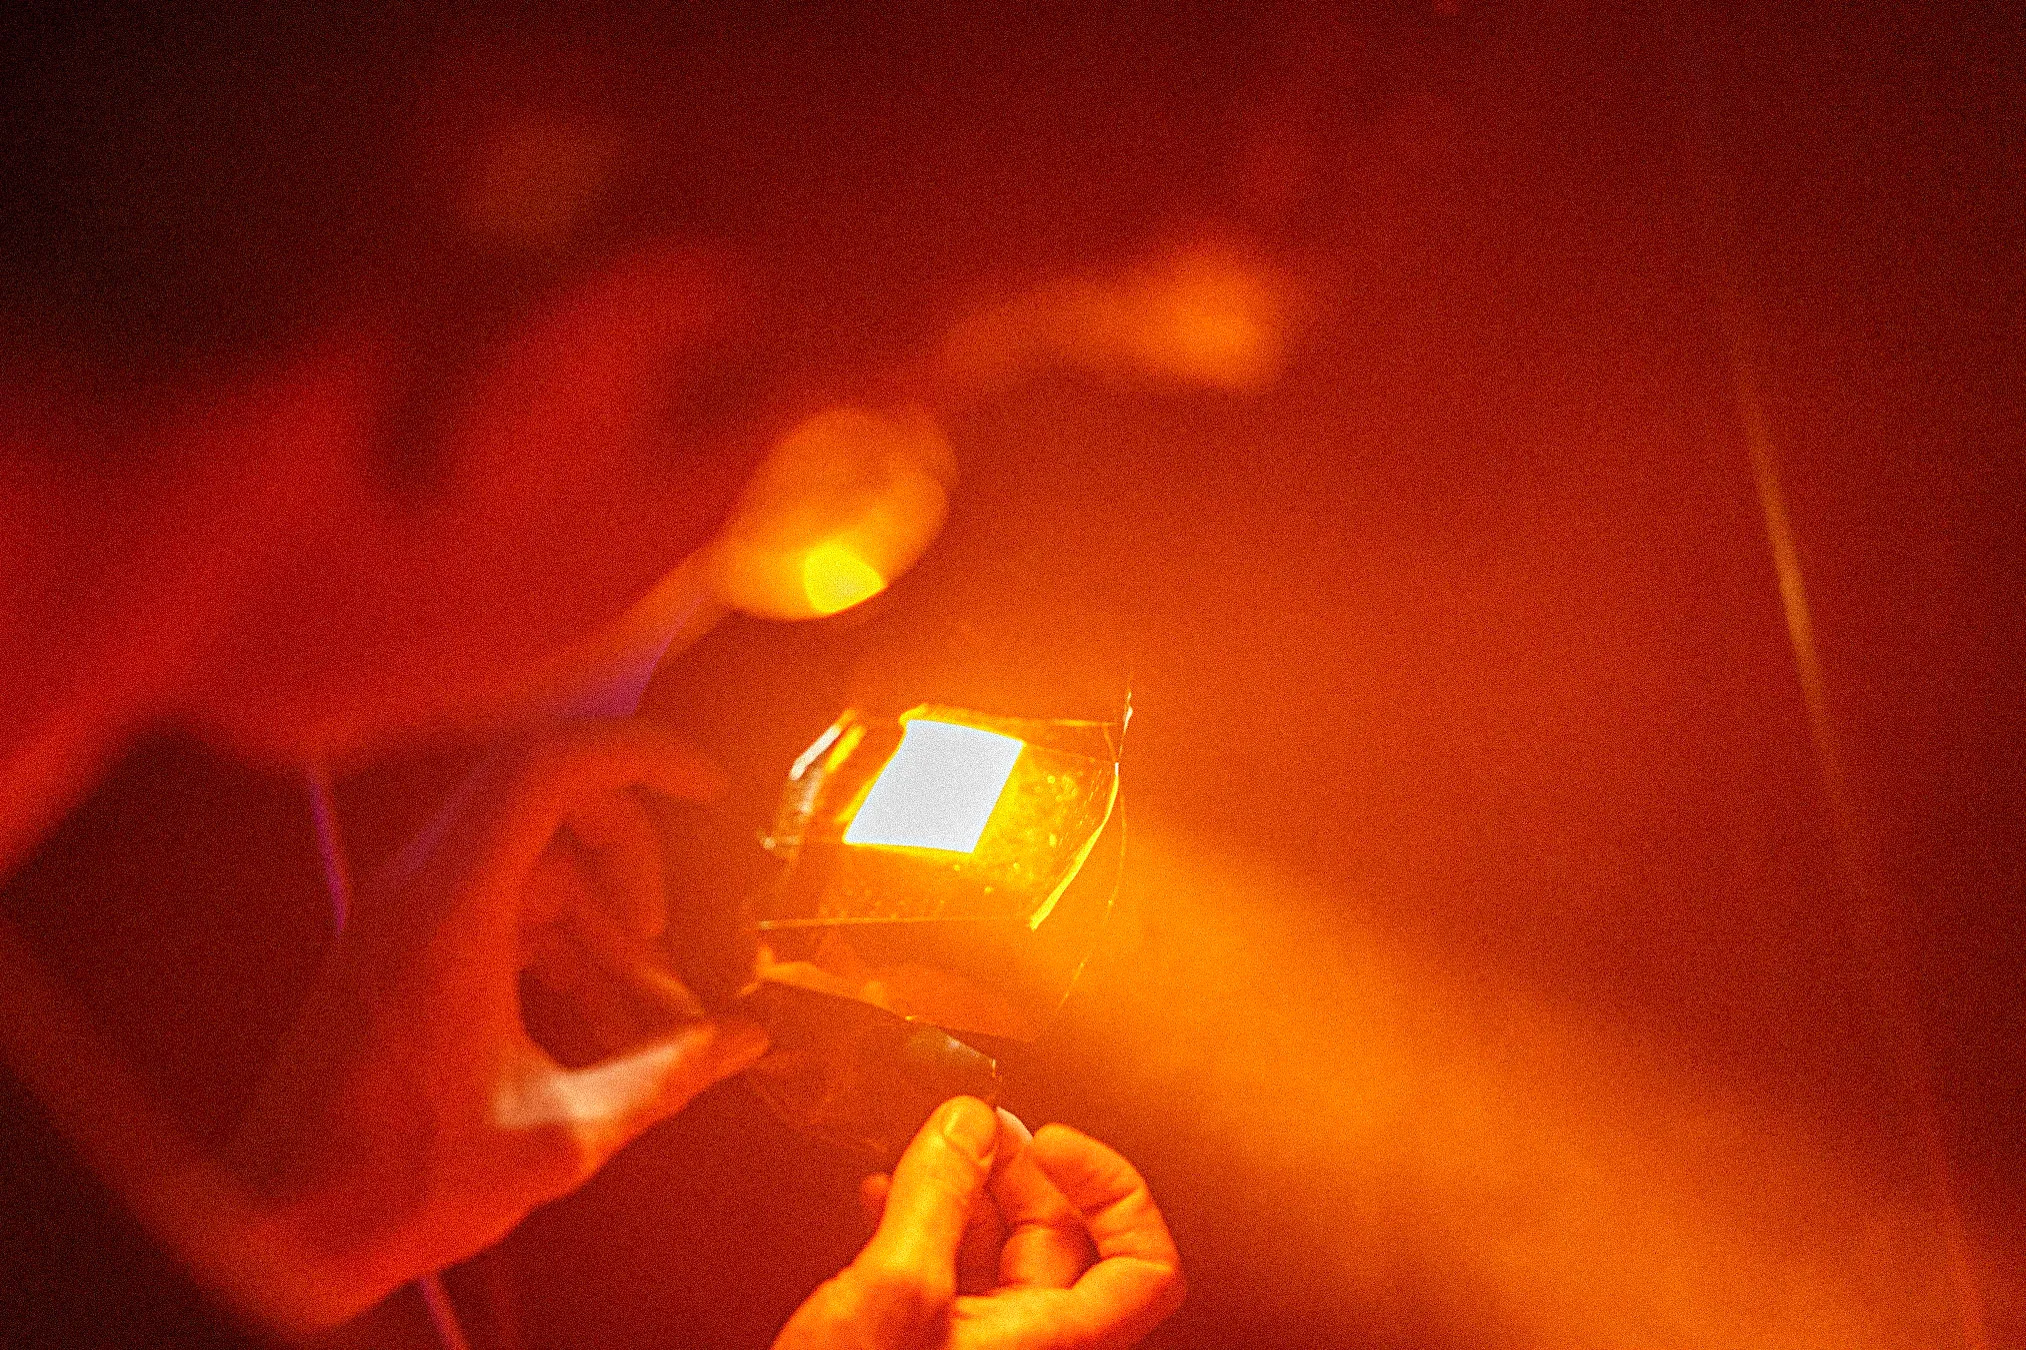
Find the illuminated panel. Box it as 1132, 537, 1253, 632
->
801, 540, 887, 616
843, 720, 1023, 853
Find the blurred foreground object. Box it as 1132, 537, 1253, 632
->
941, 241, 1291, 392
711, 408, 955, 621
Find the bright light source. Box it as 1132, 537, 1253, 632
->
843, 720, 1024, 853
713, 408, 950, 621
801, 540, 887, 616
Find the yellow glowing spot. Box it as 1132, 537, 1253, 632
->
844, 721, 1024, 853
800, 542, 886, 616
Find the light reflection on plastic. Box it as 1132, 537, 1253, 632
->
843, 720, 1024, 853
800, 540, 887, 616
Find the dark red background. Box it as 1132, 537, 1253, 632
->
4, 5, 2020, 1346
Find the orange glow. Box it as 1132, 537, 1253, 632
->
799, 540, 886, 616
842, 720, 1024, 853
940, 242, 1289, 392
1140, 252, 1280, 389
455, 114, 616, 247
711, 407, 952, 620
1068, 827, 2016, 1350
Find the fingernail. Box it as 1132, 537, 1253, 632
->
941, 1096, 998, 1164
996, 1108, 1033, 1147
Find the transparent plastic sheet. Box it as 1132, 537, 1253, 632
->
740, 703, 1126, 1159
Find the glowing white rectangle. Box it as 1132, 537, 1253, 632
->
842, 720, 1024, 853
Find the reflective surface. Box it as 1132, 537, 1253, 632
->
756, 704, 1124, 1043
738, 982, 1000, 1163
741, 703, 1122, 1155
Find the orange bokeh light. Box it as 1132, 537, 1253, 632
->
799, 541, 887, 616
711, 407, 951, 621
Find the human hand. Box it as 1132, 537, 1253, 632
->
775, 1097, 1183, 1350
230, 718, 768, 1332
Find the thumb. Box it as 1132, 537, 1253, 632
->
857, 1096, 1001, 1281
551, 1020, 769, 1171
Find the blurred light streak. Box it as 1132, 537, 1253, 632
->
304, 765, 352, 936
940, 244, 1288, 393
1728, 330, 1991, 1350
1670, 18, 1993, 1343
420, 1272, 474, 1350
1087, 824, 2010, 1348
307, 771, 470, 1349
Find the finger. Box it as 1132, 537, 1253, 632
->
955, 1181, 1008, 1296
1030, 1125, 1185, 1346
859, 1173, 891, 1230
534, 1019, 769, 1190
378, 721, 721, 983
858, 1096, 1000, 1283
989, 1111, 1095, 1290
562, 900, 705, 1023
466, 721, 724, 916
522, 835, 593, 932
563, 789, 666, 939
1030, 1126, 1178, 1268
